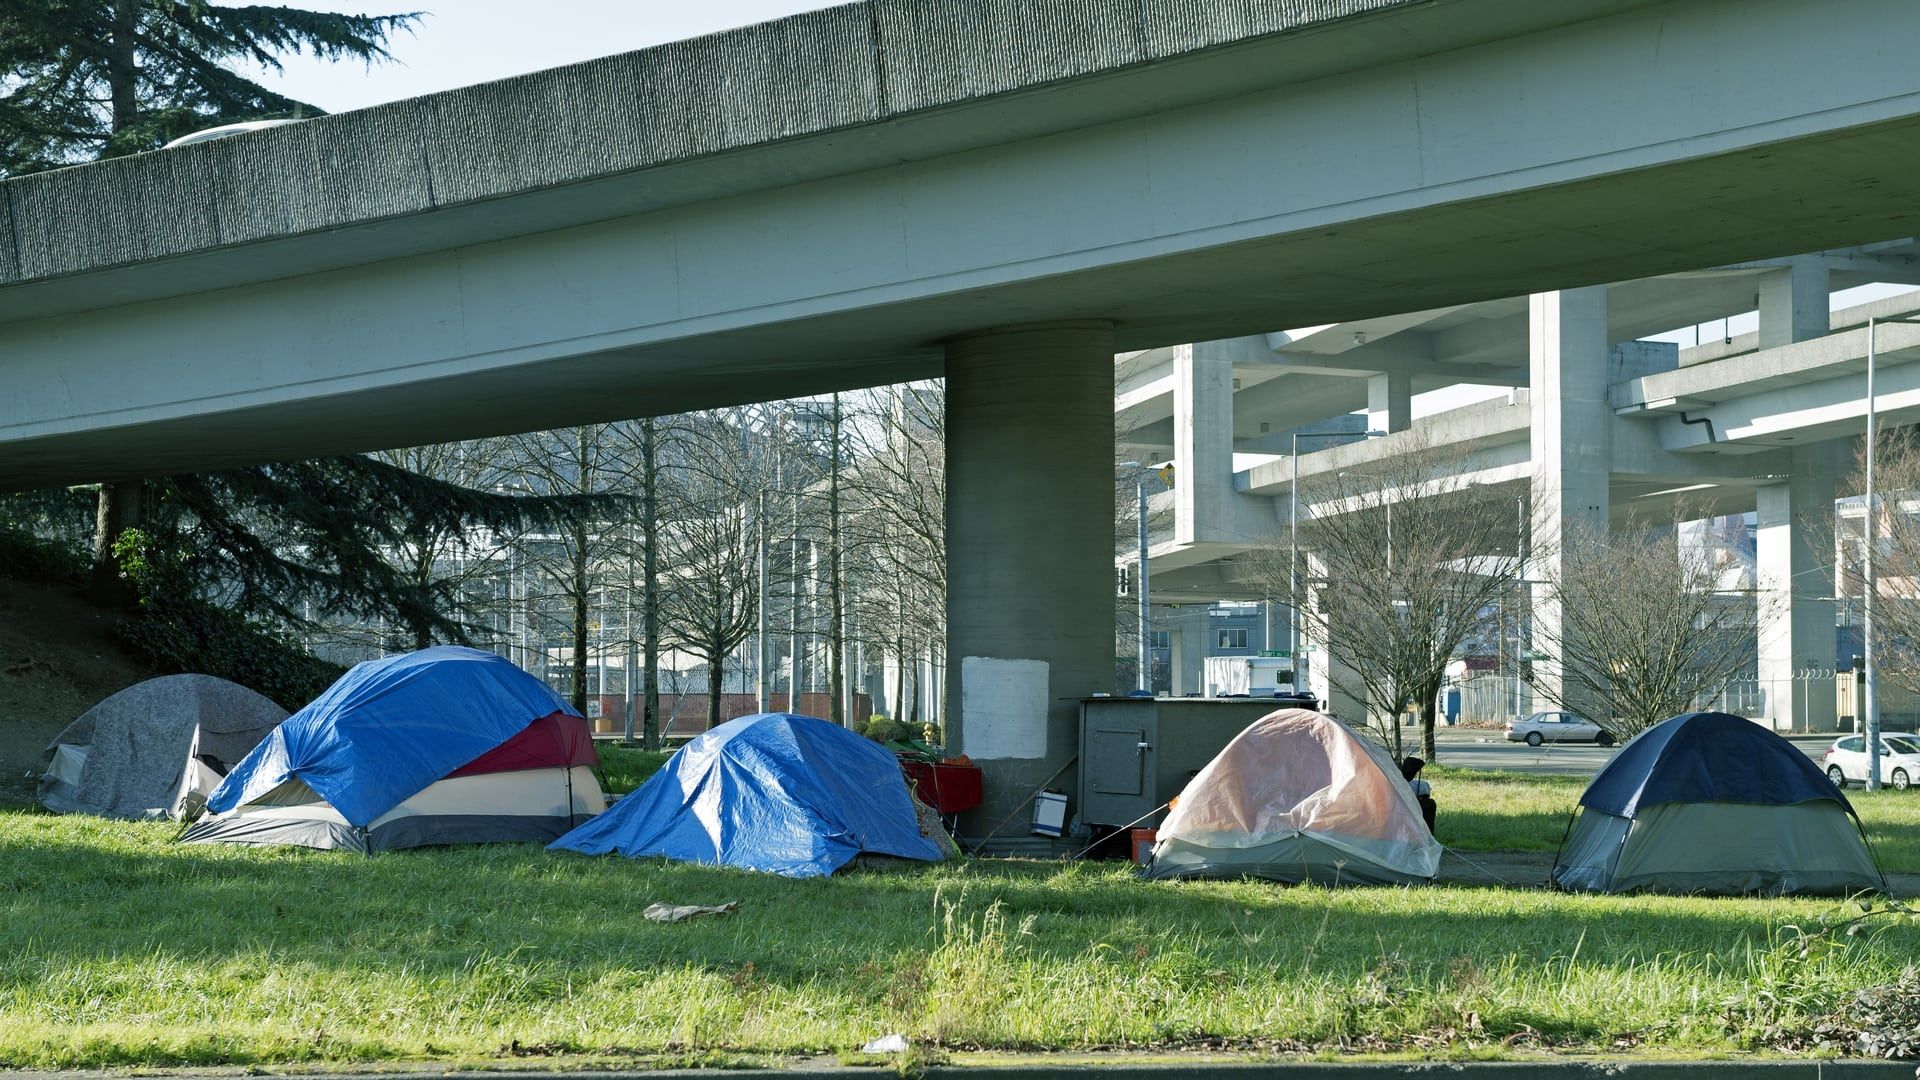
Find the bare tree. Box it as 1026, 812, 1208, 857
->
1270, 438, 1533, 760
657, 410, 764, 730
499, 425, 635, 714
843, 382, 947, 726
1832, 427, 1920, 696
370, 439, 510, 650
1528, 511, 1764, 736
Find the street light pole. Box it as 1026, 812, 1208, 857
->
1137, 477, 1151, 694
1515, 492, 1526, 720
756, 491, 770, 714
1866, 317, 1882, 789
1115, 461, 1154, 694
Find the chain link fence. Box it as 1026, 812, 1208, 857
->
1455, 671, 1920, 733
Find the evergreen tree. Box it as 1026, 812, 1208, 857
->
1, 1, 423, 610
1, 0, 418, 173
121, 455, 602, 651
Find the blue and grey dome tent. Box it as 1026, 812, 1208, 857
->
1552, 711, 1885, 895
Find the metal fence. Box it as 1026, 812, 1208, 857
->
1454, 671, 1920, 733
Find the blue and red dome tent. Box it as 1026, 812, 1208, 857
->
184, 646, 604, 852
551, 712, 943, 877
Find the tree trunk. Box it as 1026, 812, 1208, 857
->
706, 656, 725, 731
108, 0, 140, 136
893, 640, 906, 723
88, 481, 143, 608
642, 418, 662, 751
565, 427, 592, 717
1421, 696, 1438, 763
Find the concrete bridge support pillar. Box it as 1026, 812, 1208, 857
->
1368, 370, 1413, 434
1529, 287, 1611, 720
945, 321, 1115, 842
1758, 259, 1831, 349
1305, 552, 1366, 725
1175, 342, 1238, 544
1756, 450, 1841, 732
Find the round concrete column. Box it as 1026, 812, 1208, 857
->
944, 320, 1115, 846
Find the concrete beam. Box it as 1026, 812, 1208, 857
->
1367, 371, 1413, 434
1758, 258, 1831, 349
16, 0, 1920, 485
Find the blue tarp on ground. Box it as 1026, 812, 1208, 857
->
549, 712, 943, 877
1580, 710, 1851, 818
206, 646, 575, 827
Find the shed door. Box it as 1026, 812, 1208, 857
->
1087, 725, 1146, 795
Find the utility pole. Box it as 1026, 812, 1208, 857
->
1865, 318, 1883, 789
789, 491, 803, 713
641, 417, 662, 751
1136, 477, 1150, 693
756, 490, 771, 714
829, 393, 846, 724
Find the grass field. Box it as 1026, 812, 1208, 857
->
3, 765, 1919, 1069
596, 744, 674, 797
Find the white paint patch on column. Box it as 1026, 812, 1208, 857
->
959, 657, 1050, 760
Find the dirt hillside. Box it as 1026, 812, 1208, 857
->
0, 577, 153, 804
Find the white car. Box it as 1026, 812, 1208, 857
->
1504, 710, 1616, 747
1823, 732, 1920, 791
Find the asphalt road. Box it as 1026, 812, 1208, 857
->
1418, 726, 1835, 777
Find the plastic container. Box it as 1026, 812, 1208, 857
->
1031, 790, 1068, 837
900, 761, 983, 814
1130, 827, 1158, 864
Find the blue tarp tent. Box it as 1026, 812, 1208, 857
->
550, 712, 944, 877
204, 645, 580, 827
1553, 711, 1884, 894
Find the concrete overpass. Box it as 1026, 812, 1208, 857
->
12, 0, 1920, 828
1129, 243, 1920, 730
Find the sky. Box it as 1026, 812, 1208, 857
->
231, 1, 842, 113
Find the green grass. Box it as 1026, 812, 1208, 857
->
1428, 768, 1588, 853
596, 744, 675, 796
1431, 765, 1920, 874
2, 809, 1918, 1068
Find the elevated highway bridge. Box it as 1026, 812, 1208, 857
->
9, 0, 1920, 829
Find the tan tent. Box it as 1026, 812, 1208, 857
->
1144, 708, 1441, 885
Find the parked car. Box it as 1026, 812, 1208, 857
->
1505, 711, 1615, 747
1823, 732, 1920, 790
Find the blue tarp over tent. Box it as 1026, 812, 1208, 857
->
1580, 711, 1851, 818
206, 646, 576, 827
549, 712, 943, 877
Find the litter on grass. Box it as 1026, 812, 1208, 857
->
642, 901, 739, 923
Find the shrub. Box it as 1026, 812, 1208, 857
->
862, 714, 902, 743
116, 599, 343, 710
0, 526, 87, 584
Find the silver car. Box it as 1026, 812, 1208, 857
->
1505, 711, 1615, 747
1823, 732, 1920, 790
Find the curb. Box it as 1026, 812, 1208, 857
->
5, 1062, 1913, 1080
